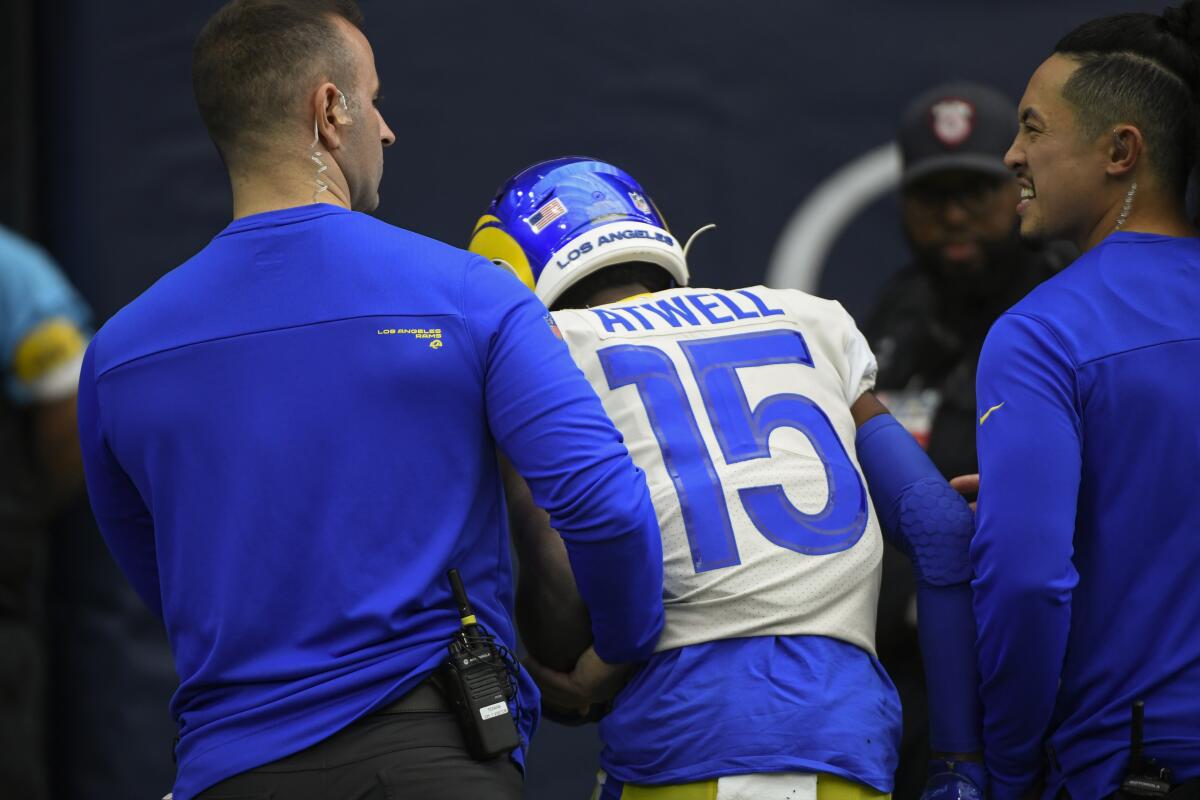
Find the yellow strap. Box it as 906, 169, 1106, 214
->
460, 615, 477, 626
817, 773, 891, 800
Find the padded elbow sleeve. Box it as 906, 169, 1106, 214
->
855, 413, 973, 586
857, 413, 983, 753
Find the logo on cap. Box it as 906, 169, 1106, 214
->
629, 192, 651, 215
930, 98, 975, 148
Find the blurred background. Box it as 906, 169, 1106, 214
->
4, 0, 1144, 797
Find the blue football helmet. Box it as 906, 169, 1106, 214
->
468, 157, 689, 307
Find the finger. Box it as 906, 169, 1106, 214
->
568, 647, 633, 702
525, 657, 591, 709
948, 473, 980, 494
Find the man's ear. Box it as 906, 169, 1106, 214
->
1107, 124, 1144, 178
331, 89, 352, 125
311, 82, 349, 149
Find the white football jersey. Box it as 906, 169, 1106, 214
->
552, 285, 882, 655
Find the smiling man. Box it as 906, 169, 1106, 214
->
970, 4, 1200, 798
864, 82, 1064, 798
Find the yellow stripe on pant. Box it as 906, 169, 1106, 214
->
610, 773, 890, 799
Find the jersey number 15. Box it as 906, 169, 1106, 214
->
597, 329, 868, 574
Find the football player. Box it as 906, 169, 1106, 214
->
471, 158, 985, 800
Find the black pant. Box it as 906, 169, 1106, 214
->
0, 617, 46, 800
0, 530, 48, 800
196, 708, 523, 800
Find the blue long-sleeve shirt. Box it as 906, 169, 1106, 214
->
972, 231, 1200, 799
77, 204, 664, 800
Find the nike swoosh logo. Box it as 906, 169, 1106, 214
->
979, 402, 1005, 426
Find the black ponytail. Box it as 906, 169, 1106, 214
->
1161, 1, 1200, 59
1054, 0, 1200, 196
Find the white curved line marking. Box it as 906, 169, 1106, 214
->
765, 142, 902, 292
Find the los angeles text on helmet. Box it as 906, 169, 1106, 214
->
554, 228, 677, 270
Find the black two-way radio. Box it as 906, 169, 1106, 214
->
440, 569, 521, 761
1120, 700, 1173, 797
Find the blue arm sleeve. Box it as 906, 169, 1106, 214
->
76, 341, 162, 616
856, 412, 981, 754
973, 313, 1079, 799
464, 259, 664, 664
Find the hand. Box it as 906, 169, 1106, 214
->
523, 646, 632, 717
920, 757, 988, 800
949, 473, 980, 513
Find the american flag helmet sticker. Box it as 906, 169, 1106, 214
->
525, 197, 568, 234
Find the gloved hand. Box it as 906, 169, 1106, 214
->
920, 758, 988, 800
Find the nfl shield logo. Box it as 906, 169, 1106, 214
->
629, 192, 651, 214
930, 98, 975, 148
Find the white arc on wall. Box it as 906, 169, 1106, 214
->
766, 143, 902, 292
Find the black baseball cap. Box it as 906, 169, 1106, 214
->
899, 81, 1017, 186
